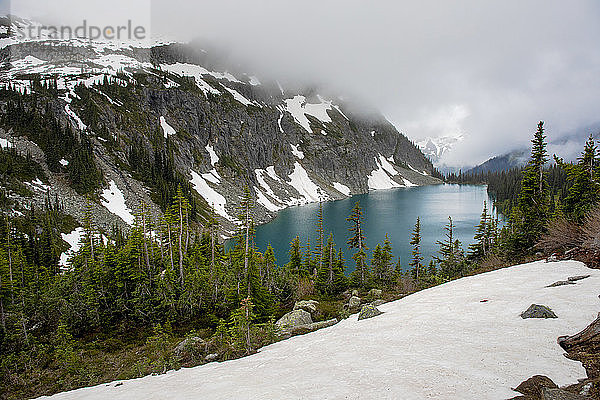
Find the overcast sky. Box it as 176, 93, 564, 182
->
7, 0, 600, 166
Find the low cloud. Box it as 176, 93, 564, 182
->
9, 0, 600, 166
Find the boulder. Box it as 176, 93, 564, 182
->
173, 337, 206, 360
293, 300, 319, 314
513, 375, 558, 397
542, 387, 591, 400
368, 289, 383, 298
288, 319, 338, 336
372, 299, 386, 307
204, 353, 219, 363
275, 309, 313, 330
520, 304, 558, 319
358, 304, 383, 321
348, 296, 361, 309
351, 289, 359, 297
547, 280, 576, 287
568, 275, 591, 282
558, 313, 600, 351
278, 318, 339, 339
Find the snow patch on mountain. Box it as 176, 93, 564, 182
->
161, 63, 221, 96
189, 171, 233, 222
248, 76, 261, 86
290, 144, 304, 159
59, 227, 85, 267
0, 138, 13, 149
255, 169, 283, 205
223, 86, 259, 107
160, 116, 176, 138
284, 95, 334, 133
254, 188, 283, 212
64, 104, 87, 131
378, 154, 398, 176
332, 182, 351, 196
101, 181, 135, 225
205, 144, 219, 166
287, 162, 328, 204
201, 169, 221, 185
367, 157, 402, 190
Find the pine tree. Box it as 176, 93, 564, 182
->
316, 234, 346, 295
511, 121, 550, 252
381, 235, 393, 285
468, 201, 491, 260
238, 186, 254, 298
371, 235, 394, 286
409, 217, 423, 280
434, 216, 466, 278
287, 236, 302, 277
555, 134, 600, 222
172, 186, 190, 287
315, 202, 324, 271
347, 201, 368, 286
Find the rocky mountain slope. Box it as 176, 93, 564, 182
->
0, 16, 439, 250
37, 260, 600, 400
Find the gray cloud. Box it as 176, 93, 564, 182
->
9, 0, 600, 166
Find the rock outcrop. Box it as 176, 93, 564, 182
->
173, 336, 207, 363
0, 20, 441, 241
293, 300, 319, 315
276, 309, 313, 331
348, 296, 361, 309
358, 304, 383, 321
521, 304, 558, 319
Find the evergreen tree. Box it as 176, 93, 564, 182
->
346, 201, 368, 286
434, 216, 466, 278
555, 134, 600, 222
511, 121, 550, 252
287, 236, 302, 277
468, 201, 491, 260
316, 234, 346, 295
315, 202, 324, 271
409, 217, 423, 280
371, 235, 393, 286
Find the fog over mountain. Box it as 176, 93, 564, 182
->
9, 0, 600, 167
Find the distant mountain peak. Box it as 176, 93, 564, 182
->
416, 133, 465, 165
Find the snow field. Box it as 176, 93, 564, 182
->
101, 181, 135, 226
40, 261, 600, 400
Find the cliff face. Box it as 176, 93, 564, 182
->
0, 17, 439, 238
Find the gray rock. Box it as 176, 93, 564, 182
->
351, 289, 359, 297
358, 304, 383, 321
547, 280, 576, 287
278, 318, 338, 339
204, 353, 219, 362
568, 275, 590, 282
521, 304, 558, 319
371, 299, 386, 307
368, 289, 383, 298
513, 375, 558, 397
275, 309, 313, 330
542, 387, 591, 400
348, 296, 361, 309
293, 300, 319, 314
173, 337, 206, 359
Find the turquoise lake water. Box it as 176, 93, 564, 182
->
251, 184, 496, 272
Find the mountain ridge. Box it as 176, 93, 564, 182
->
0, 16, 440, 258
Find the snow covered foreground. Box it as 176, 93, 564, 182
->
40, 261, 600, 400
